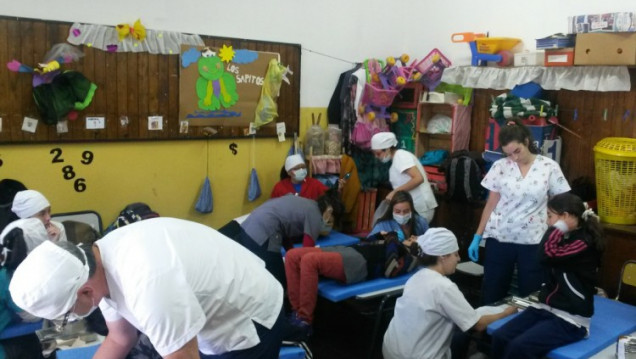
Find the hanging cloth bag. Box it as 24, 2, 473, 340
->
195, 176, 213, 213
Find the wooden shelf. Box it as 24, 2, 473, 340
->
415, 102, 472, 157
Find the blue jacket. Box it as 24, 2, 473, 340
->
368, 215, 429, 240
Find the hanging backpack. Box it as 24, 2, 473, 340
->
443, 150, 485, 203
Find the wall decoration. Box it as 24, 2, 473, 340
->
7, 44, 96, 125
49, 148, 94, 193
67, 22, 204, 55
0, 16, 300, 143
179, 45, 280, 127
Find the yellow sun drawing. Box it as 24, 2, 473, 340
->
219, 45, 235, 63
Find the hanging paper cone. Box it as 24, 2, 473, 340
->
247, 168, 262, 202
195, 176, 213, 213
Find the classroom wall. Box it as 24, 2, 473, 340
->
0, 1, 633, 226
0, 107, 325, 228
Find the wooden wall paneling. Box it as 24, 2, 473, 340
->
0, 16, 300, 144
0, 19, 13, 143
116, 50, 129, 139
93, 47, 108, 141
126, 52, 140, 139
137, 50, 150, 139
168, 54, 180, 138
156, 54, 170, 137
6, 20, 22, 142
104, 52, 118, 140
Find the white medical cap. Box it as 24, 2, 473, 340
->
1, 218, 49, 254
12, 190, 51, 219
10, 241, 89, 320
371, 132, 398, 150
285, 154, 305, 172
416, 228, 459, 256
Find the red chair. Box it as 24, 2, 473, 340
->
351, 189, 377, 238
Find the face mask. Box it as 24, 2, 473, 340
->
380, 152, 392, 163
393, 213, 411, 225
67, 298, 98, 322
292, 168, 307, 182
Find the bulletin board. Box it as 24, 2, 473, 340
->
0, 16, 301, 144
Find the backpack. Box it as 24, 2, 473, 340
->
443, 150, 485, 203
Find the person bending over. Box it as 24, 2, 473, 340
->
238, 190, 344, 286
10, 217, 285, 359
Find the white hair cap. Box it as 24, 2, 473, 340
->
416, 228, 459, 256
11, 190, 51, 219
371, 132, 398, 150
9, 241, 89, 320
0, 218, 49, 254
284, 154, 305, 172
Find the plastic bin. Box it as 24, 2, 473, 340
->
593, 137, 636, 224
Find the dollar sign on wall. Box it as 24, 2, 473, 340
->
229, 143, 238, 155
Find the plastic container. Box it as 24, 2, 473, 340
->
324, 125, 342, 156
593, 137, 636, 224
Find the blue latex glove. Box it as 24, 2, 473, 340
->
468, 234, 482, 262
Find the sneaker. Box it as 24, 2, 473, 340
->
283, 318, 313, 342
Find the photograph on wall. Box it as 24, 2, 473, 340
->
179, 45, 279, 127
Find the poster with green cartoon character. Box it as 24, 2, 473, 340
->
179, 44, 279, 127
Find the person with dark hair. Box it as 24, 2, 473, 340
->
469, 118, 571, 304
284, 192, 427, 336
270, 154, 328, 200
491, 193, 604, 359
383, 228, 517, 359
0, 179, 27, 234
9, 218, 285, 359
369, 190, 429, 242
370, 132, 437, 223
237, 190, 345, 286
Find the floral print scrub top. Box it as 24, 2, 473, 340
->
481, 155, 570, 244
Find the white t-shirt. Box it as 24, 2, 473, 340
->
481, 155, 571, 244
96, 217, 283, 356
389, 149, 438, 215
383, 268, 480, 359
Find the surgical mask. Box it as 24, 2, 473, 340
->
393, 213, 411, 225
380, 153, 392, 163
319, 219, 333, 236
67, 298, 98, 322
292, 168, 307, 182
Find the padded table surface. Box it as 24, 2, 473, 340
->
317, 271, 416, 302
56, 342, 306, 359
0, 320, 43, 340
487, 296, 636, 359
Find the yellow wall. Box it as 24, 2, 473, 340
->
0, 107, 328, 229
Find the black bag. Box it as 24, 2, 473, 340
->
103, 202, 159, 235
443, 150, 485, 203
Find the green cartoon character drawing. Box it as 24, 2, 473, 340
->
196, 48, 238, 110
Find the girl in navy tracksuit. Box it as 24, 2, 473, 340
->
491, 192, 604, 359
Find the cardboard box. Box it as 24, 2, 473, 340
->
574, 33, 636, 65
545, 48, 574, 66
514, 51, 545, 66
568, 12, 636, 33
